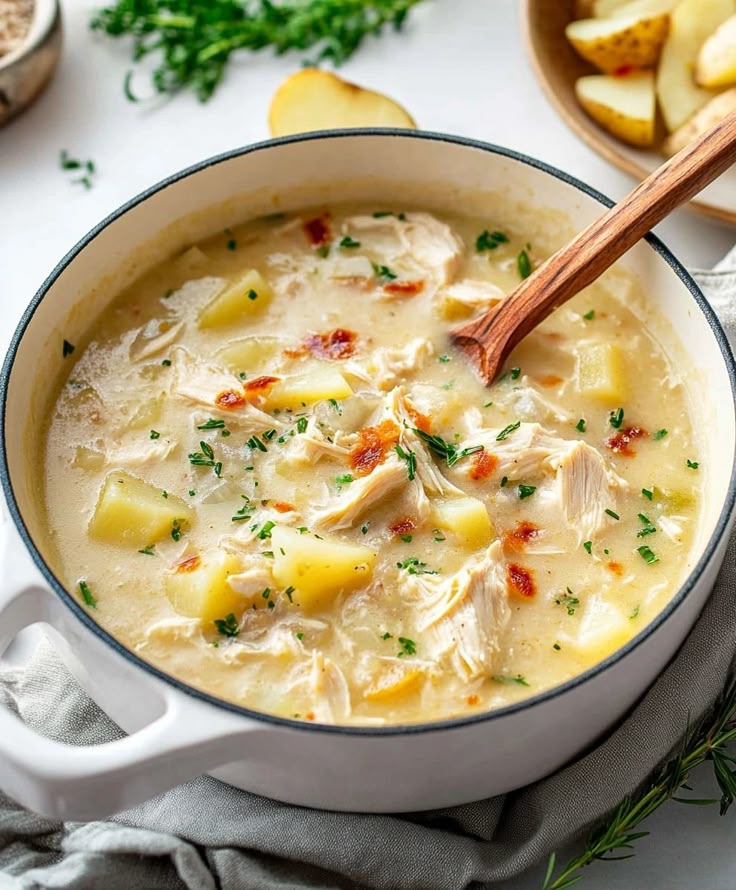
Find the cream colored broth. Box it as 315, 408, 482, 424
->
43, 205, 701, 725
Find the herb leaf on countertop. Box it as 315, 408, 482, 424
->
90, 0, 429, 102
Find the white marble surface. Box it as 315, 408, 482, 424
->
1, 0, 735, 887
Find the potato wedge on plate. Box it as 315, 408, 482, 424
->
696, 14, 736, 87
269, 68, 416, 137
575, 71, 656, 146
566, 11, 670, 73
662, 87, 736, 154
656, 0, 735, 133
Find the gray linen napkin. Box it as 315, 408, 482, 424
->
1, 256, 735, 890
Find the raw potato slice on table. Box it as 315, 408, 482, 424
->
565, 11, 671, 73
575, 71, 656, 146
696, 14, 736, 88
656, 0, 735, 133
269, 69, 416, 137
662, 88, 736, 154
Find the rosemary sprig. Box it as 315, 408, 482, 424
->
542, 677, 736, 889
90, 0, 428, 102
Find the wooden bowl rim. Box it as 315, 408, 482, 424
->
521, 0, 736, 227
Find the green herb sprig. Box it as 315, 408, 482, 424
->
542, 676, 736, 890
90, 0, 428, 102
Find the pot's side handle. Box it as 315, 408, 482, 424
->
0, 580, 268, 821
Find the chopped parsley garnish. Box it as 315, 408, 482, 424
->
553, 643, 561, 651
361, 524, 369, 535
316, 244, 330, 259
637, 513, 651, 524
397, 637, 416, 657
686, 459, 699, 469
396, 557, 438, 576
79, 580, 97, 608
630, 605, 640, 620
298, 526, 309, 534
576, 419, 586, 433
257, 521, 275, 540
328, 398, 342, 415
373, 211, 405, 219
492, 674, 530, 687
400, 534, 413, 543
432, 528, 446, 542
517, 249, 532, 279
189, 489, 196, 497
247, 289, 258, 301
284, 586, 295, 603
339, 235, 361, 249
263, 429, 277, 440
510, 367, 521, 380
171, 519, 183, 541
373, 263, 397, 281
161, 359, 172, 366
150, 430, 160, 439
395, 444, 416, 481
60, 150, 95, 188
484, 401, 493, 408
500, 476, 509, 488
413, 428, 483, 468
555, 588, 579, 615
231, 496, 253, 522
439, 354, 451, 363
496, 421, 521, 441
261, 588, 271, 600
637, 513, 656, 537
605, 509, 620, 520
642, 488, 654, 501
189, 440, 217, 468
637, 545, 659, 565
335, 473, 353, 488
609, 407, 624, 429
583, 540, 592, 554
161, 490, 168, 499
214, 613, 239, 638
296, 632, 304, 641
654, 429, 668, 440
475, 229, 509, 252
518, 484, 536, 500
296, 417, 308, 433
227, 238, 237, 251
583, 310, 595, 320
246, 435, 267, 452
62, 339, 75, 358
138, 545, 155, 556
381, 631, 392, 640
197, 418, 225, 430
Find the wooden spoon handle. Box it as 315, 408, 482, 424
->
453, 109, 736, 384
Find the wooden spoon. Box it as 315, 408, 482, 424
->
452, 110, 736, 385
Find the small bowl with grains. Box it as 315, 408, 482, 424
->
0, 0, 61, 127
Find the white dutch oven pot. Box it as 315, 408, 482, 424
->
0, 132, 734, 821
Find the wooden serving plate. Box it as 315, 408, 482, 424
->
523, 0, 736, 226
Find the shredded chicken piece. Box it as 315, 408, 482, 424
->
456, 422, 572, 481
227, 561, 275, 604
343, 212, 463, 287
346, 339, 434, 392
406, 541, 510, 681
312, 454, 409, 531
439, 279, 505, 315
106, 439, 177, 466
171, 348, 282, 430
507, 379, 573, 423
288, 417, 351, 465
139, 616, 203, 646
553, 440, 626, 542
130, 320, 185, 362
308, 651, 352, 722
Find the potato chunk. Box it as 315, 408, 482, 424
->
432, 497, 493, 550
89, 472, 193, 547
271, 526, 376, 612
576, 343, 627, 402
216, 336, 285, 374
575, 71, 656, 147
565, 11, 671, 74
198, 270, 272, 329
697, 14, 736, 87
573, 596, 633, 662
364, 664, 423, 702
165, 553, 243, 624
263, 366, 353, 410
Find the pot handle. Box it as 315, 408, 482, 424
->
0, 569, 267, 821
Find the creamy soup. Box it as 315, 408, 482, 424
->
43, 205, 702, 726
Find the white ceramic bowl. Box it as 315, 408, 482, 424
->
1, 131, 735, 820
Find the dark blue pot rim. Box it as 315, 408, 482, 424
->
2, 129, 735, 737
